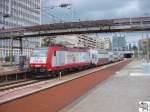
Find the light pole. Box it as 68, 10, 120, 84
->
35, 6, 63, 23
146, 33, 150, 62
144, 13, 150, 62
0, 0, 14, 64
39, 0, 73, 22
0, 12, 11, 62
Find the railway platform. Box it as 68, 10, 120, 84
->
61, 60, 150, 112
0, 65, 30, 82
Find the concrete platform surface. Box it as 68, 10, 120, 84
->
61, 60, 150, 112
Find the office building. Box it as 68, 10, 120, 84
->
138, 38, 150, 57
55, 35, 97, 48
0, 0, 41, 59
112, 35, 127, 51
54, 35, 112, 50
96, 37, 111, 50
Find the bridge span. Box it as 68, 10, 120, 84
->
0, 16, 150, 39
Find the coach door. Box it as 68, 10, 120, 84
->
52, 51, 65, 67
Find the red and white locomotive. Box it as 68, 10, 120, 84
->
30, 46, 91, 77
29, 46, 121, 77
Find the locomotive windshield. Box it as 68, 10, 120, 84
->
30, 48, 48, 64
32, 48, 48, 57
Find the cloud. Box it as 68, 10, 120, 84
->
116, 0, 140, 17
42, 0, 150, 22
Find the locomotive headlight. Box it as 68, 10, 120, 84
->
48, 68, 51, 71
42, 65, 46, 67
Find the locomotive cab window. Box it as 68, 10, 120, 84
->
31, 48, 48, 57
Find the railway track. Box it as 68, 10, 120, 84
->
0, 79, 30, 87
0, 61, 122, 92
0, 80, 40, 92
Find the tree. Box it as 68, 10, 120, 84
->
41, 37, 56, 47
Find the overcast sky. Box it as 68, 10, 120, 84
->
42, 0, 150, 43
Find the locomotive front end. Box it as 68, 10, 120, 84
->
29, 48, 48, 72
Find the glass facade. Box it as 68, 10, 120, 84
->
112, 36, 127, 51
0, 0, 41, 59
0, 0, 41, 28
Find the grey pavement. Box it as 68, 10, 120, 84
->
61, 60, 150, 112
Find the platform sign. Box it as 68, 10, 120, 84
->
139, 101, 150, 112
